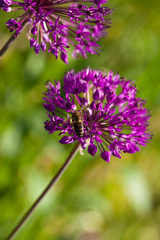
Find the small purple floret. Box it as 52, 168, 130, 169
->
43, 68, 151, 162
0, 0, 11, 11
88, 143, 98, 156
101, 151, 111, 162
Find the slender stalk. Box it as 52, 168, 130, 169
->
0, 23, 27, 59
0, 33, 17, 58
5, 142, 80, 240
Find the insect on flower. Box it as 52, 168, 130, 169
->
43, 68, 152, 162
72, 110, 84, 138
0, 0, 113, 63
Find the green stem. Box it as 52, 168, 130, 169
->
0, 33, 17, 58
0, 22, 28, 59
5, 142, 80, 240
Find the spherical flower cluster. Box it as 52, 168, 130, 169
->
0, 0, 112, 63
43, 68, 151, 162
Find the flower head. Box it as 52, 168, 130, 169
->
1, 0, 112, 63
43, 68, 151, 162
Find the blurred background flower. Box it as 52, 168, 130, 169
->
0, 0, 112, 63
0, 0, 160, 239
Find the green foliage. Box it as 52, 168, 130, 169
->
0, 0, 160, 239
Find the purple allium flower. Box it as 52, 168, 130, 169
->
1, 0, 112, 63
43, 68, 151, 162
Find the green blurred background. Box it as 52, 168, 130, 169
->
0, 0, 160, 239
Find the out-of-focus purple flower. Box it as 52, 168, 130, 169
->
1, 0, 112, 63
0, 0, 12, 12
43, 68, 151, 162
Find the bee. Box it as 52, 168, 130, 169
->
72, 110, 84, 138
